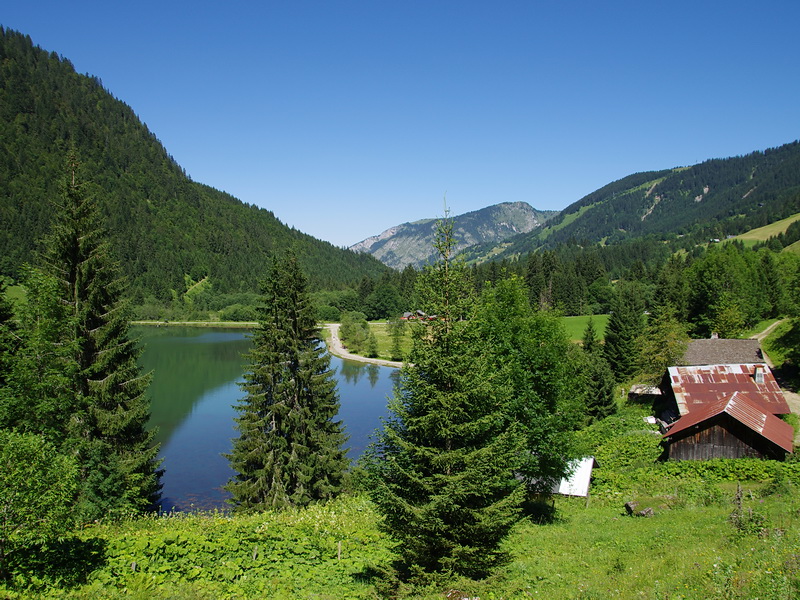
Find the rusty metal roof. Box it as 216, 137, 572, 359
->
664, 392, 794, 453
668, 364, 789, 416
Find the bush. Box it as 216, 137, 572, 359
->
594, 432, 663, 471
316, 304, 341, 322
0, 431, 78, 579
218, 304, 258, 322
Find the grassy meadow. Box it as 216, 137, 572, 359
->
733, 212, 800, 247
6, 474, 800, 599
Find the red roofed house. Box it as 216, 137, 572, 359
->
660, 340, 794, 460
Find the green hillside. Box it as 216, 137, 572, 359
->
0, 28, 389, 303
733, 212, 800, 247
464, 144, 800, 263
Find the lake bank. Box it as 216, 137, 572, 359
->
132, 320, 405, 368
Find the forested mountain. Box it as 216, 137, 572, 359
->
463, 142, 800, 262
350, 201, 555, 269
0, 28, 389, 304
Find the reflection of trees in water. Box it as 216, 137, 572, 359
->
367, 364, 380, 387
338, 361, 387, 389
339, 360, 368, 384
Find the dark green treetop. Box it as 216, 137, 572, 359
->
603, 281, 645, 381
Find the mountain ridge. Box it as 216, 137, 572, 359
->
460, 142, 800, 263
350, 201, 556, 269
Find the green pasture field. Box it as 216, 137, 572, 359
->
369, 321, 413, 361
561, 313, 610, 342
784, 239, 800, 254
733, 212, 800, 247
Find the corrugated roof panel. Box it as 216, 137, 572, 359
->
664, 393, 793, 453
668, 364, 789, 416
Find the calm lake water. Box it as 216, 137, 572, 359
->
133, 326, 397, 511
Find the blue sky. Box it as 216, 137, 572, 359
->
4, 1, 799, 247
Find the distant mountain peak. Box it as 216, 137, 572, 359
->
350, 202, 556, 269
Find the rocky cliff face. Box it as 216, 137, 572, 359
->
350, 202, 555, 269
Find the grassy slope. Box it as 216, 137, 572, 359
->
733, 212, 800, 247
784, 239, 800, 254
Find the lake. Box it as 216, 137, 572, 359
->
133, 326, 397, 511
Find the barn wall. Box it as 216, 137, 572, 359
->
667, 416, 783, 461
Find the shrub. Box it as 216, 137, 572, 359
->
218, 303, 258, 322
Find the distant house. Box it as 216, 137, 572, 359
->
659, 339, 793, 461
400, 310, 437, 321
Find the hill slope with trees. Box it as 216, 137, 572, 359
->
0, 28, 389, 305
463, 141, 800, 262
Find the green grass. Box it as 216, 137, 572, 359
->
4, 284, 26, 306
562, 314, 610, 342
733, 212, 800, 247
762, 319, 800, 370
6, 483, 800, 599
369, 322, 412, 361
784, 239, 800, 254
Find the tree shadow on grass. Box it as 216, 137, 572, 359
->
521, 496, 559, 524
4, 536, 107, 591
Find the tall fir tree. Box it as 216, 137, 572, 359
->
226, 252, 347, 511
581, 316, 599, 354
579, 316, 617, 422
603, 281, 645, 381
38, 153, 160, 520
367, 216, 525, 580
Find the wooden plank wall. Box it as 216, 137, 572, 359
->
667, 415, 782, 460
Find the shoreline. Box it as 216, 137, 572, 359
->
131, 320, 403, 369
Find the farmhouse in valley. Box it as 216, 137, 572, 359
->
658, 339, 794, 461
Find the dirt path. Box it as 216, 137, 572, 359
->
750, 319, 800, 442
750, 319, 786, 366
324, 323, 403, 369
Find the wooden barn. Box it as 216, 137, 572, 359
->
664, 391, 793, 460
659, 340, 794, 461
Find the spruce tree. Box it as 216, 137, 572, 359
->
581, 316, 599, 354
580, 316, 616, 421
603, 281, 645, 381
226, 252, 347, 511
367, 217, 525, 580
38, 153, 160, 519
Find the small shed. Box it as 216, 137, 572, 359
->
664, 392, 793, 461
551, 457, 598, 497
